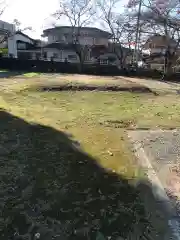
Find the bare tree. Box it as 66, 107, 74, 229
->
53, 0, 96, 70
0, 0, 6, 15
0, 0, 10, 44
96, 0, 140, 68
12, 19, 32, 32
0, 18, 32, 47
138, 0, 180, 77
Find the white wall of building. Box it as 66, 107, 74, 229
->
93, 37, 108, 46
142, 46, 176, 56
44, 48, 79, 63
8, 33, 35, 58
46, 28, 109, 46
15, 33, 34, 44
8, 35, 17, 57
47, 35, 109, 46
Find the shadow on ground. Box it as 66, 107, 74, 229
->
0, 71, 24, 78
0, 110, 171, 239
0, 71, 40, 78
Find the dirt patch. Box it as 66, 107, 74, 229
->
37, 84, 154, 93
100, 120, 137, 129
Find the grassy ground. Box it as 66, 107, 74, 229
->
22, 72, 41, 78
0, 78, 179, 239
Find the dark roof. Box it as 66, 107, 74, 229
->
43, 26, 112, 38
17, 40, 40, 50
16, 31, 35, 42
143, 34, 177, 48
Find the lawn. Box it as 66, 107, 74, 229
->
0, 79, 179, 239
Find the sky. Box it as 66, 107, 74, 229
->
0, 0, 128, 39
1, 0, 60, 39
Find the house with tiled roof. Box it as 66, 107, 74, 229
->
14, 26, 134, 66
142, 34, 180, 70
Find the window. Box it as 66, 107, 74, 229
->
53, 53, 58, 58
83, 32, 88, 36
36, 53, 41, 60
73, 39, 78, 44
43, 52, 47, 59
17, 43, 26, 49
108, 56, 116, 63
100, 59, 108, 65
68, 54, 77, 60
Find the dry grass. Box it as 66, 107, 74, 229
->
0, 77, 179, 239
3, 73, 147, 92
1, 87, 180, 175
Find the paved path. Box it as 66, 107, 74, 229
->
120, 76, 180, 94
129, 130, 180, 239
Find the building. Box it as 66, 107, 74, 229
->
1, 31, 46, 60
41, 26, 135, 66
0, 22, 41, 59
41, 26, 112, 63
143, 34, 177, 55
142, 34, 179, 70
6, 26, 135, 67
15, 31, 43, 60
0, 20, 16, 57
91, 43, 135, 66
43, 26, 111, 46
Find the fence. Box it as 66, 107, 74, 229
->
0, 58, 179, 80
0, 58, 121, 75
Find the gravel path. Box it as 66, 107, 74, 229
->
129, 129, 180, 239
120, 76, 180, 94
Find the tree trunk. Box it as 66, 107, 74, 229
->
166, 61, 173, 80
163, 50, 174, 80
79, 60, 84, 73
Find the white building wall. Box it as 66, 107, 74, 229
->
46, 29, 109, 46
79, 37, 94, 46
47, 35, 109, 46
48, 35, 55, 43
94, 37, 108, 46
15, 34, 34, 44
78, 37, 108, 46
44, 48, 79, 63
8, 33, 34, 58
143, 47, 175, 55
45, 48, 61, 61
150, 48, 165, 54
8, 35, 17, 58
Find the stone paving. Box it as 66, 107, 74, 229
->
121, 76, 180, 94
129, 129, 180, 239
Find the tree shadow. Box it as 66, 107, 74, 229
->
0, 110, 172, 239
0, 71, 25, 78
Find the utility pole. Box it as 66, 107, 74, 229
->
133, 0, 142, 66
